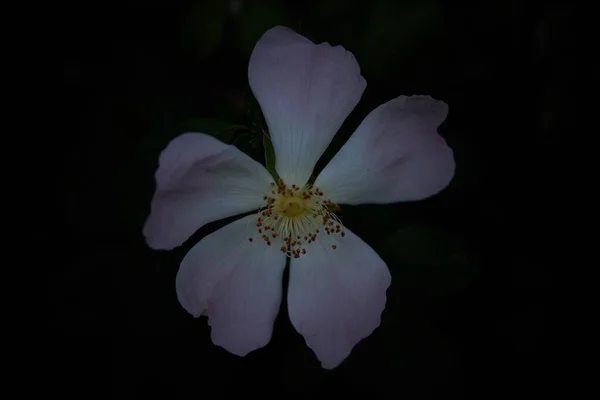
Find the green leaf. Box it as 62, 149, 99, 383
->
262, 131, 278, 180
378, 224, 477, 294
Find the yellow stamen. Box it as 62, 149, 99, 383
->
247, 178, 344, 258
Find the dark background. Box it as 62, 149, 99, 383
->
50, 1, 572, 398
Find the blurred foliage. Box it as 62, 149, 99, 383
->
303, 2, 366, 44
355, 0, 443, 75
236, 0, 291, 56
179, 0, 229, 59
180, 117, 241, 144
379, 225, 478, 295
180, 117, 265, 157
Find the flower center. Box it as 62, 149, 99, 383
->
275, 195, 306, 218
248, 178, 345, 258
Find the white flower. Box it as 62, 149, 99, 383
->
143, 26, 455, 369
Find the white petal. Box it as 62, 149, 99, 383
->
248, 26, 366, 186
315, 95, 455, 204
176, 215, 286, 356
143, 133, 274, 250
287, 228, 391, 369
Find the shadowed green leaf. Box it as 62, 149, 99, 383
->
262, 131, 278, 180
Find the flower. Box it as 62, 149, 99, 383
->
143, 26, 455, 369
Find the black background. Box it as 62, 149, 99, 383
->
50, 1, 573, 398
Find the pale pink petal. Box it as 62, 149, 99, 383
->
176, 215, 286, 356
314, 95, 455, 204
143, 133, 274, 250
248, 26, 366, 186
287, 228, 391, 369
